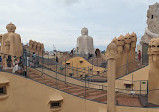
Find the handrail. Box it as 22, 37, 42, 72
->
32, 66, 148, 95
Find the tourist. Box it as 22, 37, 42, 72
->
80, 73, 83, 79
95, 51, 97, 57
33, 52, 36, 57
0, 56, 2, 70
32, 52, 36, 67
88, 53, 91, 59
56, 56, 58, 63
138, 50, 141, 62
12, 63, 20, 73
13, 57, 18, 66
6, 55, 12, 67
70, 48, 74, 57
0, 56, 2, 63
88, 53, 93, 59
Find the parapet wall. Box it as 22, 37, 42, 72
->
0, 72, 159, 112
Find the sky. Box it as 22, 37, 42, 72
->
0, 0, 158, 51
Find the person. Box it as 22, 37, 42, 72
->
6, 55, 12, 67
32, 52, 36, 58
13, 57, 18, 66
88, 53, 93, 59
0, 56, 2, 70
88, 53, 91, 59
12, 63, 20, 73
138, 50, 141, 62
80, 74, 83, 79
95, 50, 97, 57
56, 56, 58, 63
0, 56, 2, 63
70, 48, 74, 57
32, 52, 36, 67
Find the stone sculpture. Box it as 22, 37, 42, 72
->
141, 2, 159, 64
1, 23, 23, 57
106, 42, 117, 112
29, 40, 34, 53
148, 38, 159, 105
1, 22, 23, 67
29, 40, 44, 56
107, 32, 137, 78
75, 27, 95, 55
40, 43, 44, 56
33, 41, 38, 53
141, 2, 159, 43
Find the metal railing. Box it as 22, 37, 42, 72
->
1, 51, 158, 107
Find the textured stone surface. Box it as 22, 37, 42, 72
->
141, 2, 159, 44
148, 38, 159, 105
75, 27, 95, 55
29, 40, 44, 56
1, 22, 22, 57
106, 32, 137, 78
107, 42, 117, 112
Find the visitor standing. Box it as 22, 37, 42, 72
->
6, 55, 12, 67
56, 56, 58, 63
0, 56, 2, 63
0, 56, 2, 70
138, 50, 141, 62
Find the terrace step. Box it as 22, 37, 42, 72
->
60, 86, 79, 91
68, 88, 84, 93
87, 93, 107, 102
72, 89, 98, 97
88, 91, 102, 96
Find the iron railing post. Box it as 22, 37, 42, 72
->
147, 80, 149, 95
140, 80, 141, 95
56, 63, 57, 88
65, 59, 66, 83
42, 50, 44, 75
25, 51, 27, 77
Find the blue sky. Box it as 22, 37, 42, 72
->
0, 0, 158, 51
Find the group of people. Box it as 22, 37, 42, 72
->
8, 56, 24, 74
0, 54, 24, 75
27, 52, 40, 68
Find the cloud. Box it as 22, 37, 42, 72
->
0, 0, 156, 51
63, 0, 79, 5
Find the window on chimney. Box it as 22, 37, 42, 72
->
50, 101, 61, 108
